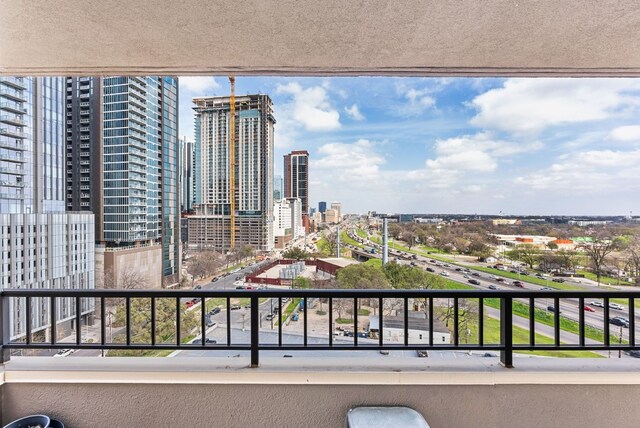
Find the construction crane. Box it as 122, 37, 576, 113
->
229, 76, 236, 250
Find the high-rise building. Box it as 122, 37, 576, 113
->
318, 201, 327, 213
179, 136, 194, 213
272, 197, 304, 248
330, 201, 342, 221
273, 175, 283, 200
284, 150, 309, 214
1, 76, 95, 339
65, 76, 180, 286
192, 94, 274, 252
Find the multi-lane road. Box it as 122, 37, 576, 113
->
347, 226, 640, 344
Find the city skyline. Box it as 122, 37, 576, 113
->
179, 76, 640, 216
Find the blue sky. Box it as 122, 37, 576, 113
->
178, 77, 640, 216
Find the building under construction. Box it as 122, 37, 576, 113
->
191, 94, 275, 253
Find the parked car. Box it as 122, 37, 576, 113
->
609, 303, 625, 311
512, 281, 524, 288
468, 279, 481, 286
610, 317, 629, 328
194, 285, 202, 290
547, 305, 560, 313
209, 307, 221, 316
206, 317, 216, 327
588, 301, 605, 308
265, 313, 275, 321
235, 285, 246, 290
510, 270, 518, 274
230, 304, 241, 310
416, 350, 429, 358
583, 305, 595, 312
53, 349, 73, 357
192, 338, 217, 344
625, 350, 640, 358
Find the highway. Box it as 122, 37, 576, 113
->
346, 225, 640, 344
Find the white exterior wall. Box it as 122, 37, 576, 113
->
382, 327, 450, 345
273, 199, 292, 237
0, 212, 95, 339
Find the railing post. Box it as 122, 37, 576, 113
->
500, 296, 513, 368
0, 293, 10, 363
250, 295, 259, 368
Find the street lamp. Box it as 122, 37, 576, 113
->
241, 313, 246, 331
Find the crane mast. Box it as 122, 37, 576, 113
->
229, 76, 236, 250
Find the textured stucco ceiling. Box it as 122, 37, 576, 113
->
1, 0, 640, 76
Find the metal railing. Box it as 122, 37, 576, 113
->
1, 289, 639, 368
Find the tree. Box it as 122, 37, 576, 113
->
109, 297, 198, 356
103, 268, 148, 289
507, 244, 540, 269
293, 276, 311, 289
323, 230, 339, 257
282, 247, 310, 260
383, 263, 443, 290
439, 298, 478, 344
336, 264, 390, 289
187, 251, 223, 280
402, 230, 416, 250
626, 237, 640, 284
546, 241, 558, 250
580, 234, 617, 286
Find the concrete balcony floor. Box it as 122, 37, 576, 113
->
2, 356, 640, 427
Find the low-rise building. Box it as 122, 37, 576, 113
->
368, 311, 450, 344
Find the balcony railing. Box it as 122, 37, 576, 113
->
2, 289, 640, 368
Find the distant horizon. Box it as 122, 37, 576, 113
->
179, 77, 640, 216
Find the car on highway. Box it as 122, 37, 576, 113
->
610, 317, 629, 328
589, 301, 605, 308
488, 285, 497, 290
194, 285, 202, 290
426, 267, 435, 272
547, 305, 561, 313
552, 278, 565, 283
609, 303, 625, 311
429, 259, 436, 263
512, 281, 524, 288
495, 278, 506, 283
471, 272, 481, 277
626, 350, 640, 358
455, 268, 463, 272
468, 279, 480, 286
440, 271, 449, 277
235, 285, 246, 289
583, 305, 595, 312
540, 287, 554, 291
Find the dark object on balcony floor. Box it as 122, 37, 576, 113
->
347, 407, 430, 428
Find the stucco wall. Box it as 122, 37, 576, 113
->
2, 1, 640, 76
3, 383, 639, 428
103, 245, 162, 289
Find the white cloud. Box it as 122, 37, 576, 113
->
344, 104, 365, 121
276, 82, 341, 131
426, 150, 497, 172
315, 139, 385, 183
471, 79, 640, 133
433, 132, 542, 158
393, 83, 438, 116
515, 149, 640, 192
610, 125, 640, 142
179, 76, 220, 94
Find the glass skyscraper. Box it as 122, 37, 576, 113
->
65, 76, 181, 284
1, 76, 95, 339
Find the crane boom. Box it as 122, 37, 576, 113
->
229, 76, 236, 251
